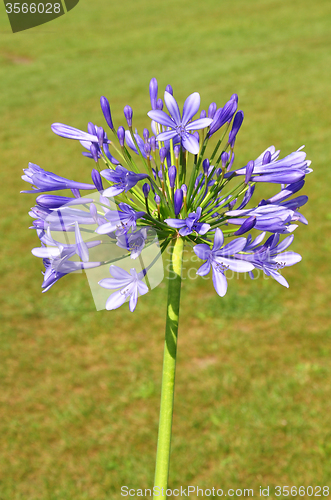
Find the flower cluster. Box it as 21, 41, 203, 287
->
22, 78, 311, 311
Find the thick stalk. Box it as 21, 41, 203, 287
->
153, 236, 184, 498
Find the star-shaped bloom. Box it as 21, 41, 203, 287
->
147, 92, 213, 154
96, 203, 145, 236
165, 207, 210, 236
99, 266, 149, 312
32, 226, 102, 291
235, 233, 302, 288
230, 146, 312, 184
116, 228, 148, 259
101, 165, 148, 197
193, 228, 254, 296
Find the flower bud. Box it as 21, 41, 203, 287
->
208, 102, 217, 118
124, 105, 133, 127
100, 96, 114, 129
262, 151, 272, 165
156, 98, 163, 110
149, 78, 158, 110
168, 165, 177, 188
144, 143, 151, 157
228, 110, 244, 147
165, 84, 173, 95
221, 151, 229, 168
117, 126, 125, 147
159, 147, 167, 163
200, 109, 206, 119
209, 97, 238, 136
158, 170, 163, 180
154, 194, 161, 205
150, 136, 156, 152
202, 158, 210, 175
143, 128, 149, 142
181, 184, 187, 196
174, 145, 181, 159
174, 188, 183, 215
92, 168, 103, 191
245, 160, 254, 184
90, 143, 99, 163
234, 216, 256, 235
142, 183, 150, 198
97, 126, 104, 148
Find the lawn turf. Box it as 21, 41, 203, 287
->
0, 0, 331, 498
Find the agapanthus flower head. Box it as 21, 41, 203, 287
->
23, 77, 311, 312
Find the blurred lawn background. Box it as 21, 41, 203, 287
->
1, 0, 331, 498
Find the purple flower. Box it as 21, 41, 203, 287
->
99, 266, 149, 312
125, 130, 154, 158
116, 228, 148, 259
236, 233, 302, 287
165, 207, 210, 236
124, 105, 133, 127
193, 228, 254, 296
174, 188, 183, 216
142, 183, 150, 198
168, 165, 177, 188
262, 180, 305, 204
36, 195, 80, 209
51, 123, 102, 143
32, 226, 102, 291
208, 96, 238, 136
21, 163, 95, 194
100, 166, 148, 197
228, 110, 244, 148
208, 102, 217, 119
100, 96, 114, 130
149, 78, 158, 110
118, 126, 125, 146
147, 92, 213, 155
92, 169, 104, 192
96, 203, 145, 235
233, 146, 312, 183
226, 204, 299, 234
234, 216, 256, 235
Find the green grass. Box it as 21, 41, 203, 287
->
1, 0, 331, 498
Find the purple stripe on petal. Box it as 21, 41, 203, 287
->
251, 170, 305, 184
182, 134, 199, 155
164, 91, 181, 124
185, 117, 213, 131
212, 266, 228, 297
157, 130, 178, 142
182, 92, 200, 126
105, 290, 128, 310
147, 110, 176, 128
51, 123, 98, 143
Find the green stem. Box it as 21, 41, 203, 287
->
153, 236, 184, 498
